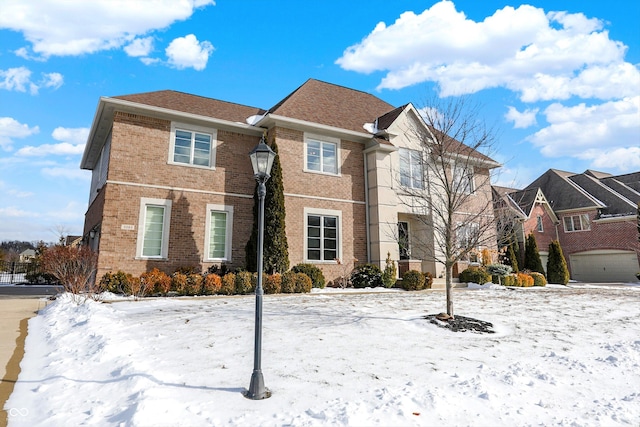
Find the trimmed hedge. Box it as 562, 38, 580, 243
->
291, 263, 325, 288
458, 267, 491, 284
400, 270, 425, 291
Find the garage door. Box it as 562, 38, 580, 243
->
570, 250, 640, 282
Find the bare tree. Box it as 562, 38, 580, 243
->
396, 95, 505, 317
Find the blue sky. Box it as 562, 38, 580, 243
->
1, 0, 638, 243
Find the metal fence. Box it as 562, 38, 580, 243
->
0, 261, 43, 284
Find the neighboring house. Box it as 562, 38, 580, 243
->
492, 185, 559, 270
497, 169, 640, 282
18, 249, 36, 262
81, 79, 499, 283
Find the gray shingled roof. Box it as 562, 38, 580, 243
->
525, 169, 640, 216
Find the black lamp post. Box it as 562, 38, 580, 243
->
244, 135, 276, 400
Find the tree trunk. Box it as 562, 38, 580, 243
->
445, 263, 454, 318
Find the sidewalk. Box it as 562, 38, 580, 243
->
0, 298, 49, 427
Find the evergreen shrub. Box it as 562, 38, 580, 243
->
202, 274, 222, 295
400, 270, 425, 291
529, 272, 547, 287
140, 268, 171, 295
351, 263, 383, 288
263, 273, 282, 294
291, 263, 325, 288
235, 271, 255, 295
280, 271, 297, 293
219, 273, 236, 295
458, 266, 491, 284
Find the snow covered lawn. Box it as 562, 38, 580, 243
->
6, 285, 640, 426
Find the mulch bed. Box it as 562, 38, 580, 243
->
424, 313, 495, 334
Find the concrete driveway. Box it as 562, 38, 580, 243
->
0, 297, 51, 427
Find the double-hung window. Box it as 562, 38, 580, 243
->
453, 164, 475, 194
305, 134, 339, 175
170, 123, 217, 168
563, 214, 590, 232
456, 222, 479, 250
536, 215, 544, 232
399, 148, 423, 189
305, 208, 341, 262
204, 204, 233, 261
137, 198, 172, 259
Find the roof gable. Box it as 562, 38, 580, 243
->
525, 169, 603, 211
268, 79, 395, 133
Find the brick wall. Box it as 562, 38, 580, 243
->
524, 203, 558, 251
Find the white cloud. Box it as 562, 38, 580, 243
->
52, 127, 90, 144
335, 1, 639, 102
165, 34, 214, 70
15, 127, 89, 157
582, 147, 640, 171
0, 117, 39, 150
0, 67, 31, 92
42, 72, 64, 90
16, 142, 85, 157
42, 167, 91, 181
124, 37, 154, 57
0, 67, 64, 94
505, 106, 538, 129
0, 206, 39, 218
0, 0, 215, 58
528, 96, 640, 171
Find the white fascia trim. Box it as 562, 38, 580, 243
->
256, 113, 373, 142
593, 214, 636, 224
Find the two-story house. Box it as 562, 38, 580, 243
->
496, 169, 640, 282
81, 79, 499, 283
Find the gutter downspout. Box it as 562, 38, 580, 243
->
363, 151, 371, 264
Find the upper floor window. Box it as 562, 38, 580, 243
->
204, 204, 234, 262
305, 208, 341, 262
399, 148, 423, 189
536, 215, 544, 232
170, 123, 217, 168
563, 214, 590, 232
456, 222, 479, 250
304, 133, 339, 175
453, 164, 475, 194
136, 198, 172, 259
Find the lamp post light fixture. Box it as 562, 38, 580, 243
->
244, 134, 276, 400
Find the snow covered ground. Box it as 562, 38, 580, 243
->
5, 284, 640, 426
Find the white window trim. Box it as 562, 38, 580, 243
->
536, 215, 544, 232
204, 204, 234, 262
303, 132, 341, 176
168, 122, 217, 169
563, 214, 591, 233
304, 207, 342, 263
453, 164, 475, 194
399, 148, 424, 189
136, 198, 172, 259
